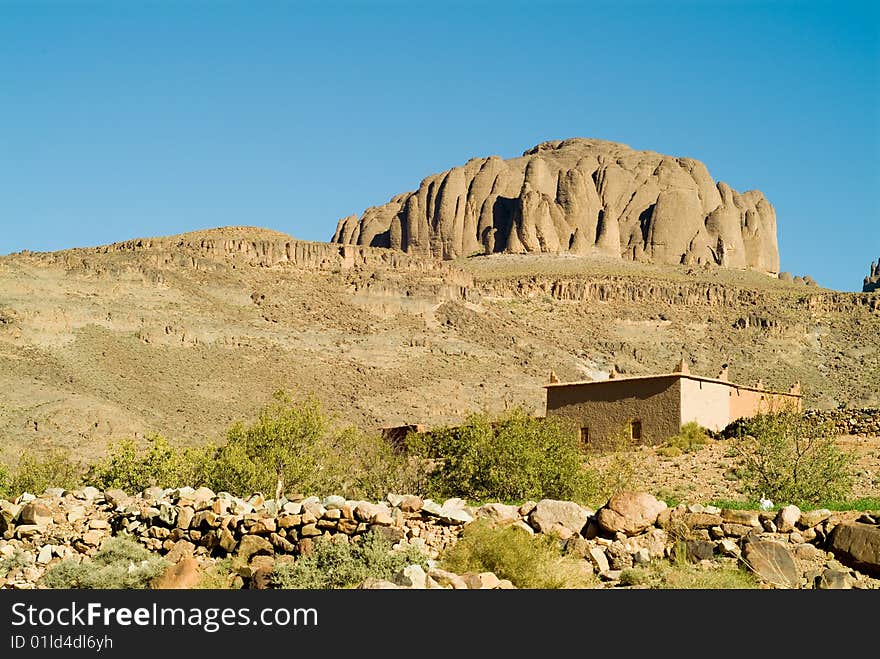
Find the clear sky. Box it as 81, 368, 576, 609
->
1, 0, 877, 291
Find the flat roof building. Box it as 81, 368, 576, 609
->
544, 361, 802, 446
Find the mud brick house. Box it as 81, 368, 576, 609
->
544, 361, 802, 446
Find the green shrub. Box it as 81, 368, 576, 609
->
0, 461, 10, 498
407, 408, 591, 502
580, 426, 638, 506
0, 549, 33, 577
10, 449, 84, 496
663, 422, 710, 453
204, 392, 416, 499
40, 536, 167, 589
194, 556, 246, 589
729, 411, 854, 507
439, 519, 595, 589
272, 531, 429, 589
619, 557, 758, 589
86, 434, 211, 493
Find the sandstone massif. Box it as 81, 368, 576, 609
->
333, 138, 780, 272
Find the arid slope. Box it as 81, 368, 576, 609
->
0, 227, 877, 466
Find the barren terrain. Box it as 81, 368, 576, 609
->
0, 227, 877, 477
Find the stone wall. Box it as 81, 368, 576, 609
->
803, 408, 880, 436
2, 487, 879, 590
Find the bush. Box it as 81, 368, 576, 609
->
407, 408, 591, 502
619, 553, 758, 589
86, 434, 211, 493
10, 449, 84, 496
579, 426, 638, 506
729, 411, 855, 507
272, 531, 429, 589
0, 461, 10, 499
663, 422, 709, 453
204, 392, 416, 499
0, 549, 33, 577
439, 519, 595, 589
40, 536, 167, 589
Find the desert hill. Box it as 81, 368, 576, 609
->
0, 227, 877, 467
333, 138, 779, 271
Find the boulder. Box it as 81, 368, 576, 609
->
588, 546, 610, 573
597, 492, 666, 536
428, 568, 468, 589
529, 499, 593, 536
392, 564, 427, 589
798, 509, 832, 529
816, 569, 853, 590
775, 505, 801, 533
828, 523, 880, 577
721, 509, 762, 527
475, 503, 521, 523
151, 557, 201, 590
742, 540, 800, 588
684, 540, 715, 563
17, 502, 53, 527
236, 535, 273, 561
103, 489, 129, 507
463, 572, 501, 590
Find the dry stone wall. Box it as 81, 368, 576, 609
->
802, 408, 880, 436
2, 488, 879, 590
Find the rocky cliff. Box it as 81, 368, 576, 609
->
865, 258, 880, 293
333, 138, 780, 272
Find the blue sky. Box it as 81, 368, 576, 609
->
1, 0, 877, 291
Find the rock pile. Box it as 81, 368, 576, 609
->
2, 488, 878, 590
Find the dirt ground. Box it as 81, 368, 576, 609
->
589, 433, 880, 508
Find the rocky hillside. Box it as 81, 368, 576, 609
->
333, 138, 779, 272
0, 227, 877, 464
865, 258, 880, 293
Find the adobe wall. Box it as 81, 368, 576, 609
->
545, 376, 681, 445
729, 387, 801, 421
679, 378, 730, 432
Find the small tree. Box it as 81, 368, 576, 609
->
730, 411, 854, 506
86, 434, 211, 493
204, 391, 418, 499
10, 449, 84, 496
407, 408, 591, 502
208, 392, 328, 497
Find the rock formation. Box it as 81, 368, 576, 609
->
332, 138, 780, 272
864, 258, 880, 293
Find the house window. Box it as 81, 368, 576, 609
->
580, 427, 590, 445
630, 420, 642, 441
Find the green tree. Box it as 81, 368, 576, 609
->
205, 391, 417, 499
730, 411, 854, 506
407, 407, 590, 502
86, 434, 212, 493
11, 449, 84, 495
